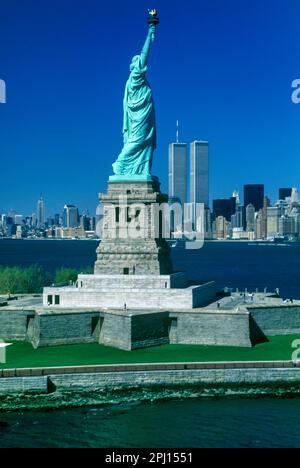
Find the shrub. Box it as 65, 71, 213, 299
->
0, 265, 52, 294
54, 268, 78, 285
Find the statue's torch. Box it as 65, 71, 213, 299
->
148, 9, 159, 42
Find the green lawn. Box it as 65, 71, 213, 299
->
0, 335, 299, 369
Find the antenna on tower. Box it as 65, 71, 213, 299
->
176, 120, 179, 143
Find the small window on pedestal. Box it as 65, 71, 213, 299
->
123, 268, 129, 275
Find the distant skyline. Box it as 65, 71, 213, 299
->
0, 0, 299, 215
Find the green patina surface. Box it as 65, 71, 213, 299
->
0, 335, 298, 369
112, 23, 157, 177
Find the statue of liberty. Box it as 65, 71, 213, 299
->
112, 11, 159, 178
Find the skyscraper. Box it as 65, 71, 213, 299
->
279, 215, 295, 237
190, 141, 209, 227
279, 188, 292, 200
246, 204, 255, 231
244, 185, 264, 212
215, 216, 229, 240
291, 187, 299, 204
37, 195, 45, 227
213, 197, 236, 222
231, 205, 244, 229
267, 207, 280, 238
261, 196, 270, 239
168, 143, 187, 205
232, 190, 240, 205
63, 205, 79, 228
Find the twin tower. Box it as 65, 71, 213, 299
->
168, 141, 209, 222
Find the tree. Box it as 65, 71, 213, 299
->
55, 268, 78, 285
0, 265, 52, 294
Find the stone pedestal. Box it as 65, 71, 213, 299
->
43, 277, 216, 310
94, 179, 173, 275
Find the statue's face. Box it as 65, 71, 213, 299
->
130, 55, 140, 71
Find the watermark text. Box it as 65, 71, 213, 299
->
0, 339, 12, 364
0, 79, 6, 104
96, 199, 205, 250
291, 79, 300, 104
292, 339, 300, 363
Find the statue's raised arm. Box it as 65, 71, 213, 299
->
140, 24, 156, 69
111, 10, 160, 179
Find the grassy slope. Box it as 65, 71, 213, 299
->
0, 335, 298, 369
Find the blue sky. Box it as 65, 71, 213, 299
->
0, 0, 299, 216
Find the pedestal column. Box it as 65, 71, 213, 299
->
94, 179, 173, 275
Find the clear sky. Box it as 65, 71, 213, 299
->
0, 0, 299, 217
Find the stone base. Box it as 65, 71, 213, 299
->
77, 272, 188, 289
94, 179, 173, 275
29, 307, 252, 350
108, 175, 158, 182
43, 275, 216, 310
3, 294, 300, 351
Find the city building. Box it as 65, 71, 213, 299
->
5, 216, 15, 237
291, 187, 299, 205
246, 204, 255, 232
213, 197, 236, 222
215, 216, 229, 239
63, 205, 79, 228
190, 141, 209, 228
244, 184, 264, 212
14, 214, 23, 225
168, 143, 187, 205
255, 211, 263, 239
267, 206, 280, 238
231, 205, 244, 230
15, 225, 22, 239
37, 195, 45, 228
279, 188, 292, 200
279, 215, 295, 237
31, 213, 37, 228
204, 206, 212, 239
232, 228, 255, 240
289, 206, 300, 236
261, 196, 270, 239
232, 190, 240, 205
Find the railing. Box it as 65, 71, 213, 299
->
1, 360, 300, 378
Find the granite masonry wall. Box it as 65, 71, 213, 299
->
43, 281, 216, 310
249, 306, 300, 336
1, 304, 300, 351
0, 375, 48, 394
1, 365, 300, 395
99, 312, 131, 350
0, 310, 34, 341
48, 367, 300, 390
99, 311, 170, 350
131, 312, 170, 349
170, 310, 253, 347
32, 311, 102, 348
77, 273, 188, 290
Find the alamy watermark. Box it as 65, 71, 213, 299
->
292, 339, 300, 363
96, 198, 205, 250
0, 79, 6, 104
291, 79, 300, 104
0, 339, 12, 364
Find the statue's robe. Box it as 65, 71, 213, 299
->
112, 56, 156, 176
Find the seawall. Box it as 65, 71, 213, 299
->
1, 361, 300, 410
